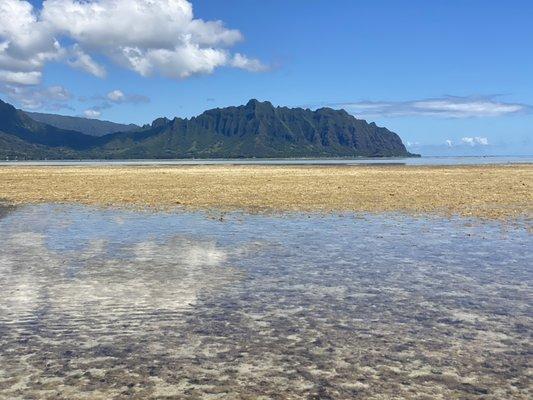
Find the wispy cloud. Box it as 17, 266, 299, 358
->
106, 90, 149, 104
1, 83, 73, 111
76, 89, 150, 119
333, 96, 531, 118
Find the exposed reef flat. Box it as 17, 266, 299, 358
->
0, 164, 531, 220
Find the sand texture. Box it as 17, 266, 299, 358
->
0, 164, 531, 220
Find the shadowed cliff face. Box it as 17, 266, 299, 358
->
0, 205, 530, 399
97, 99, 413, 158
0, 99, 96, 151
0, 98, 414, 159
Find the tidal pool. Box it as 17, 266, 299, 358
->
0, 205, 531, 399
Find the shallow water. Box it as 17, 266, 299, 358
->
1, 155, 532, 166
0, 205, 531, 399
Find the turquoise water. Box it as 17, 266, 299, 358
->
0, 205, 531, 399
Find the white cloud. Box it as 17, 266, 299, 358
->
83, 109, 101, 119
68, 44, 106, 78
231, 53, 268, 72
461, 137, 489, 146
107, 89, 125, 102
0, 0, 265, 86
0, 0, 63, 84
118, 43, 230, 79
106, 89, 149, 104
442, 137, 490, 148
336, 96, 530, 118
2, 84, 72, 110
0, 70, 42, 85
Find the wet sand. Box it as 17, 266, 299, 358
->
0, 164, 532, 220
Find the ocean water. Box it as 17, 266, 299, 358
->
1, 155, 532, 166
0, 205, 531, 399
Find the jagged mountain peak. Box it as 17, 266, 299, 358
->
245, 98, 272, 108
0, 97, 415, 159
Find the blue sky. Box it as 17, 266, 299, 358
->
2, 0, 532, 155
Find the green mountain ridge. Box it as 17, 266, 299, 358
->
0, 98, 416, 159
25, 111, 140, 137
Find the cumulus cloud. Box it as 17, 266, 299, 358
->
0, 0, 63, 85
0, 0, 266, 86
335, 96, 531, 118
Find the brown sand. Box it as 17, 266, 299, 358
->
0, 164, 531, 220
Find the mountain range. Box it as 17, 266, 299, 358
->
26, 112, 140, 137
0, 98, 415, 159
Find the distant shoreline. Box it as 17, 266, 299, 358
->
1, 164, 531, 221
1, 155, 531, 167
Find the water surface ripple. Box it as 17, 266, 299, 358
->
0, 205, 531, 399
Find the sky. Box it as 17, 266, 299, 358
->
1, 0, 532, 155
